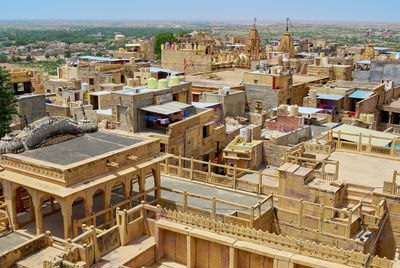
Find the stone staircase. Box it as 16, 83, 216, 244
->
93, 234, 156, 268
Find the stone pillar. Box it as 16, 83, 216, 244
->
152, 164, 161, 200
104, 188, 111, 222
139, 169, 146, 201
229, 247, 237, 268
86, 195, 93, 218
61, 201, 72, 239
3, 181, 18, 229
31, 192, 43, 235
187, 235, 195, 268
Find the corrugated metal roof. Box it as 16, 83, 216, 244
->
332, 124, 398, 147
147, 67, 183, 75
270, 106, 323, 115
348, 90, 374, 99
78, 56, 130, 62
374, 47, 390, 51
192, 102, 221, 108
317, 94, 344, 101
355, 60, 371, 65
140, 101, 192, 115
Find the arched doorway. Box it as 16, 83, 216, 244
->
15, 186, 35, 233
40, 195, 63, 238
71, 197, 86, 236
130, 175, 140, 207
92, 189, 105, 227
110, 181, 125, 209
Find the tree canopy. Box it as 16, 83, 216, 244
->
153, 32, 177, 60
0, 68, 18, 137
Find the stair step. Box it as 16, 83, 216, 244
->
145, 260, 187, 268
94, 234, 155, 268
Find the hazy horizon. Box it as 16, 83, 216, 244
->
2, 0, 400, 23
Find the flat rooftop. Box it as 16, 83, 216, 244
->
0, 232, 31, 254
21, 132, 143, 166
186, 68, 248, 86
326, 151, 399, 188
293, 75, 328, 85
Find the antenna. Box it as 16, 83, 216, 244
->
254, 17, 257, 27
286, 17, 293, 31
286, 17, 289, 31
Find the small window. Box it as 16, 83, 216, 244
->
89, 78, 94, 85
203, 124, 211, 138
254, 79, 258, 84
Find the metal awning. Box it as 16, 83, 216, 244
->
348, 90, 374, 99
140, 101, 192, 115
317, 94, 344, 101
355, 60, 371, 65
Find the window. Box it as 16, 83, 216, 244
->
160, 143, 166, 153
203, 124, 211, 138
254, 79, 258, 84
89, 78, 94, 85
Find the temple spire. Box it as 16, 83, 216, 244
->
286, 17, 289, 32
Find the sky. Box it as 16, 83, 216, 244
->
1, 0, 399, 23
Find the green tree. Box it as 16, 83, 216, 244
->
45, 53, 50, 59
26, 55, 32, 62
177, 30, 189, 37
153, 32, 177, 60
64, 50, 72, 58
0, 67, 18, 137
95, 52, 103, 57
0, 55, 7, 63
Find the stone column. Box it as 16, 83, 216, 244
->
152, 164, 161, 200
86, 194, 93, 218
104, 189, 111, 222
61, 200, 72, 239
3, 181, 18, 230
139, 169, 146, 201
31, 192, 43, 235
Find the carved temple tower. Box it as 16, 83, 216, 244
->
277, 18, 297, 58
361, 41, 376, 61
245, 18, 263, 56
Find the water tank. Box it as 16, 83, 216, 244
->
239, 128, 246, 138
81, 82, 89, 91
147, 78, 157, 89
169, 76, 180, 86
158, 79, 169, 89
359, 113, 367, 122
223, 86, 230, 95
245, 127, 252, 142
290, 105, 299, 116
81, 82, 89, 101
366, 114, 375, 124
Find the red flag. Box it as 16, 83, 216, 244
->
184, 58, 187, 72
67, 96, 71, 103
